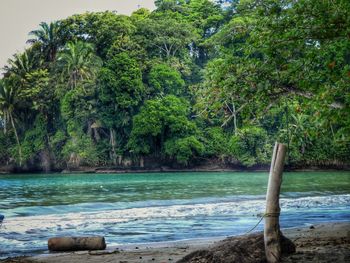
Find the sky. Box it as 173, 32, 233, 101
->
0, 0, 156, 70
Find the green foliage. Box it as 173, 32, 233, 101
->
21, 114, 47, 161
97, 52, 145, 153
62, 132, 99, 165
0, 79, 23, 165
148, 63, 185, 96
0, 131, 13, 163
50, 130, 67, 160
202, 127, 229, 157
128, 95, 202, 164
0, 1, 349, 169
56, 40, 102, 90
107, 35, 146, 61
165, 136, 204, 165
229, 126, 271, 167
99, 53, 144, 109
27, 21, 63, 62
136, 15, 198, 59
60, 11, 135, 58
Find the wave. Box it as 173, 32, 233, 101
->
1, 194, 349, 235
1, 194, 349, 258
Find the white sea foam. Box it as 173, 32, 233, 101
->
2, 194, 349, 235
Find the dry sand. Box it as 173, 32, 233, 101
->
1, 222, 349, 263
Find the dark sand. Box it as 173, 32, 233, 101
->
1, 222, 349, 263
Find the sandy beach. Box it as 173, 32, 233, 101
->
1, 222, 349, 263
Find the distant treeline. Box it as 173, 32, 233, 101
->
0, 0, 349, 171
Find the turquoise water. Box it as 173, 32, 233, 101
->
0, 171, 349, 258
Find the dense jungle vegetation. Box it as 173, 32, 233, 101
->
0, 0, 349, 171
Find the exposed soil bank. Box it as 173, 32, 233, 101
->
1, 161, 349, 174
178, 222, 350, 263
1, 222, 349, 263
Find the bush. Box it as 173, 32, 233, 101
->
21, 114, 47, 162
202, 127, 229, 157
62, 133, 100, 166
164, 136, 204, 165
228, 126, 271, 167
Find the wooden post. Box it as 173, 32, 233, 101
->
264, 142, 287, 263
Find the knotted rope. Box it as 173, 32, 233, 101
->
244, 212, 280, 234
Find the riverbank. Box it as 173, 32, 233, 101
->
2, 222, 349, 263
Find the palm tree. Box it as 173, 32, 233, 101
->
56, 41, 102, 166
56, 41, 102, 89
0, 80, 22, 166
5, 49, 40, 79
27, 21, 62, 62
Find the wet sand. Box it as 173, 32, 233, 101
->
1, 222, 349, 263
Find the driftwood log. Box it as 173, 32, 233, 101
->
264, 142, 287, 263
48, 236, 106, 251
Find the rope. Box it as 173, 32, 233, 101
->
244, 212, 280, 235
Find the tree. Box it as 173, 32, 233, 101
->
136, 15, 198, 59
153, 0, 224, 64
195, 0, 350, 165
60, 12, 135, 58
0, 80, 22, 165
202, 126, 229, 158
195, 57, 248, 132
6, 51, 38, 78
164, 135, 204, 165
154, 0, 186, 12
128, 95, 203, 164
60, 84, 101, 167
27, 21, 63, 62
229, 126, 271, 167
56, 41, 102, 90
22, 69, 52, 113
0, 0, 349, 169
203, 0, 350, 117
148, 63, 185, 96
98, 52, 145, 162
99, 53, 144, 109
55, 41, 102, 166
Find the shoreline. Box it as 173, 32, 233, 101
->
2, 222, 349, 263
1, 166, 350, 175
1, 158, 349, 174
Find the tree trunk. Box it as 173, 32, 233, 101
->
40, 146, 52, 173
3, 113, 8, 134
232, 102, 237, 135
109, 128, 117, 165
117, 155, 122, 166
87, 120, 92, 138
93, 128, 101, 142
140, 156, 144, 168
10, 113, 22, 166
264, 142, 287, 263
